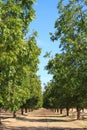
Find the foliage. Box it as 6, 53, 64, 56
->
22, 75, 43, 110
44, 0, 87, 119
0, 0, 42, 112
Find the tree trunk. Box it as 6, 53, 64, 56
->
55, 109, 57, 113
66, 108, 69, 116
60, 108, 62, 114
13, 111, 16, 118
77, 107, 80, 120
25, 108, 27, 113
21, 108, 24, 115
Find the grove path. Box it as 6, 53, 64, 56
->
1, 108, 87, 130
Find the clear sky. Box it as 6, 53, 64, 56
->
30, 0, 60, 90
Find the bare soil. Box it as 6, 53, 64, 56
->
0, 108, 87, 130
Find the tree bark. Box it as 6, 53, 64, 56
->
21, 108, 24, 115
60, 108, 62, 114
13, 111, 16, 118
66, 108, 69, 116
25, 108, 27, 113
77, 107, 80, 120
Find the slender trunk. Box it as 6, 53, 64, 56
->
55, 109, 57, 112
25, 108, 27, 113
21, 108, 24, 115
77, 107, 80, 120
13, 111, 16, 118
60, 108, 62, 114
55, 108, 59, 113
66, 108, 69, 116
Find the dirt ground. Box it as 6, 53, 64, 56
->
0, 108, 87, 130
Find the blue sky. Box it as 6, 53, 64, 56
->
30, 0, 60, 90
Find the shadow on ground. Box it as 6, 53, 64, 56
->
3, 126, 87, 130
28, 115, 67, 118
16, 117, 75, 122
